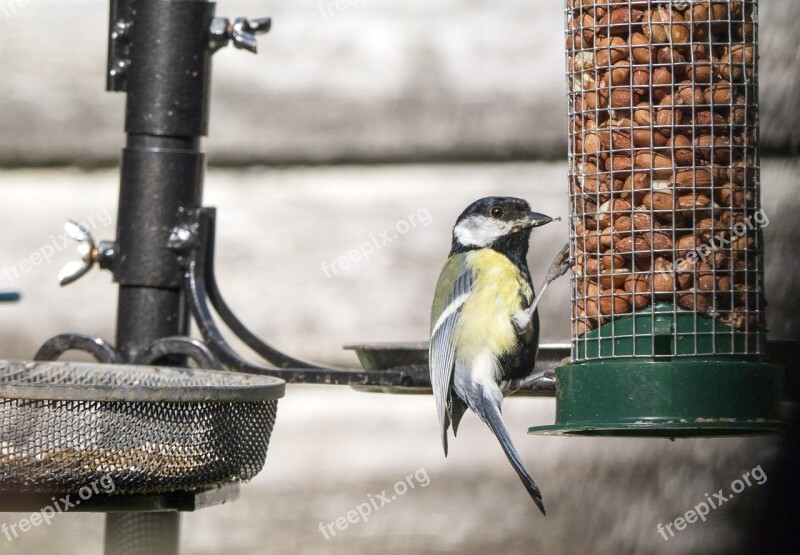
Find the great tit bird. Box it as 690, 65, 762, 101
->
429, 196, 555, 515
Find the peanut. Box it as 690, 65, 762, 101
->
595, 37, 629, 67
669, 134, 694, 166
677, 193, 712, 216
599, 290, 631, 315
677, 290, 710, 313
623, 273, 651, 309
675, 258, 695, 289
634, 153, 673, 178
630, 32, 653, 64
652, 256, 675, 296
599, 267, 631, 289
642, 190, 675, 213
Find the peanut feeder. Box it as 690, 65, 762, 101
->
529, 0, 782, 437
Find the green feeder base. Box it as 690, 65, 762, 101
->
528, 359, 783, 437
530, 302, 783, 437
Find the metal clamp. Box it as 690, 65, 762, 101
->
58, 221, 115, 286
209, 17, 271, 54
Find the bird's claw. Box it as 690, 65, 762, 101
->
511, 311, 531, 334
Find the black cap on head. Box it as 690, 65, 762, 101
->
450, 197, 554, 264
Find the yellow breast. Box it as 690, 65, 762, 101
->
454, 249, 532, 364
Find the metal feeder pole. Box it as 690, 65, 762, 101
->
105, 0, 214, 552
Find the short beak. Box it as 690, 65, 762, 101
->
520, 211, 554, 229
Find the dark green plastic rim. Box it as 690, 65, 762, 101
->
528, 421, 783, 437
528, 359, 783, 437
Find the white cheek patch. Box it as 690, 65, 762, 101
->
454, 215, 513, 248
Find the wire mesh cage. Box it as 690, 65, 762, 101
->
0, 360, 284, 494
565, 0, 763, 362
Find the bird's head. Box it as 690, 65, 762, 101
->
450, 197, 554, 255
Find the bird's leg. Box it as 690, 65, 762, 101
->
508, 355, 571, 393
511, 281, 549, 333
512, 241, 572, 334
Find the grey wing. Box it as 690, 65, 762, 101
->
429, 261, 473, 456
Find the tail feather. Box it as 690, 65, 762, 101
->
476, 398, 546, 515
450, 397, 467, 437
440, 409, 450, 457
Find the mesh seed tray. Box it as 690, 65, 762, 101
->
0, 360, 284, 494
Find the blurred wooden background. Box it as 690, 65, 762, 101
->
0, 2, 797, 554
0, 0, 796, 166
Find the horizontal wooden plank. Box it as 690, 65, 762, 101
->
0, 0, 795, 164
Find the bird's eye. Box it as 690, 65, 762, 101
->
490, 206, 504, 218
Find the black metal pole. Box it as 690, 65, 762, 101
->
104, 513, 181, 555
105, 1, 215, 553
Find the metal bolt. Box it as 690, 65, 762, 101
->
208, 17, 231, 54
167, 225, 197, 252
209, 16, 271, 54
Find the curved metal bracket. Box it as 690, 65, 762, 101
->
183, 209, 426, 387
133, 337, 223, 370
201, 211, 320, 370
34, 333, 223, 372
35, 333, 123, 364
